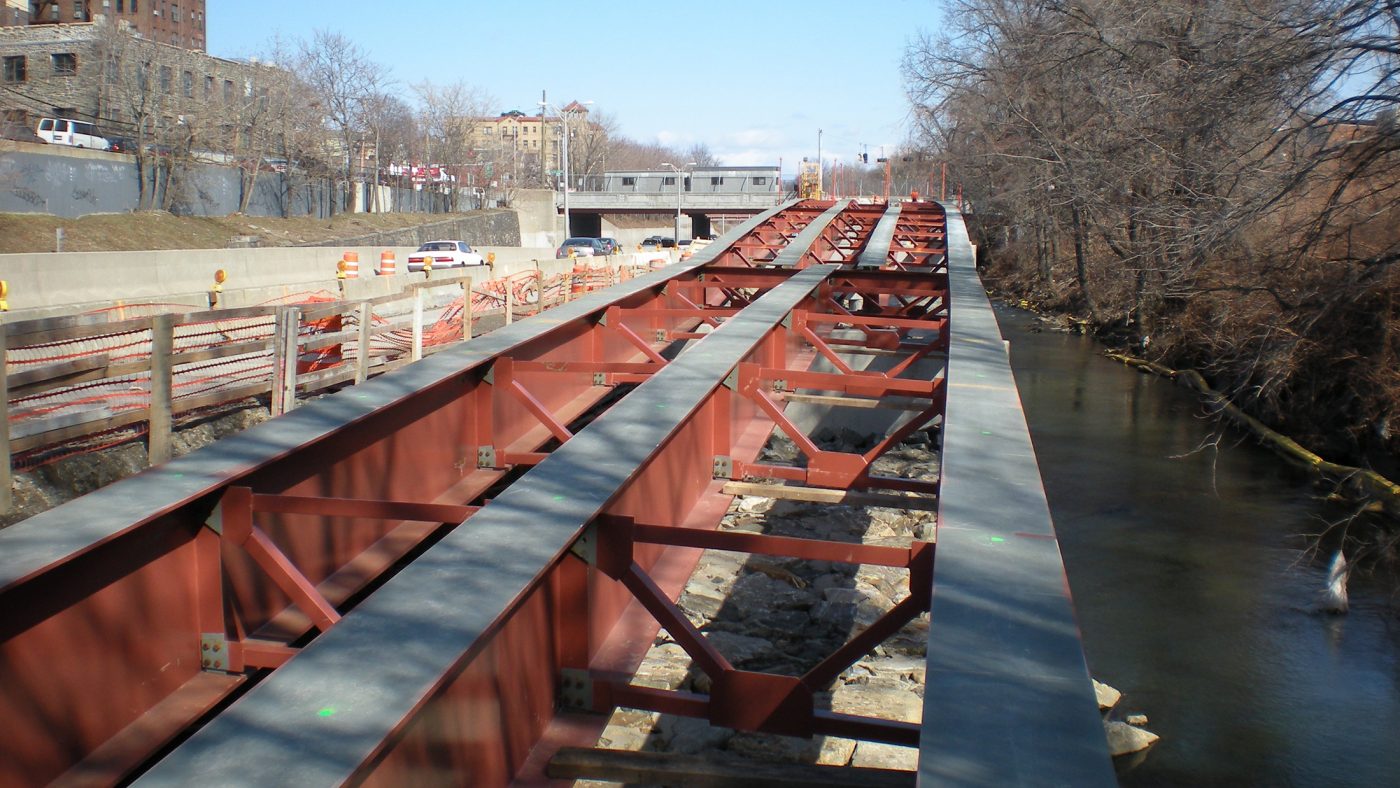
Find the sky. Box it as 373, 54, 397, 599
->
209, 0, 946, 176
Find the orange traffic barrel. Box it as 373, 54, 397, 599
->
571, 263, 587, 297
379, 250, 396, 276
342, 251, 360, 279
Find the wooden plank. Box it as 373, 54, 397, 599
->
0, 324, 9, 514
9, 408, 148, 453
271, 307, 300, 416
7, 354, 112, 397
9, 314, 154, 348
146, 314, 174, 465
546, 747, 915, 788
461, 279, 472, 341
411, 289, 424, 362
721, 481, 940, 512
355, 302, 371, 385
780, 392, 932, 411
172, 338, 271, 366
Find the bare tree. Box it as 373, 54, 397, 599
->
413, 79, 492, 211
297, 29, 388, 215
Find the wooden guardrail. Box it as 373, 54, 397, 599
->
0, 275, 477, 513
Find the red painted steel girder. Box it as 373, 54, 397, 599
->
0, 201, 964, 786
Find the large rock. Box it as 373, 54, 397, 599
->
1104, 720, 1159, 756
1094, 679, 1122, 711
655, 714, 733, 754
704, 630, 775, 666
851, 741, 919, 770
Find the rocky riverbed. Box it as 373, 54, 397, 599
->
583, 427, 940, 778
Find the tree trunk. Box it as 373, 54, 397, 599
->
1069, 201, 1097, 321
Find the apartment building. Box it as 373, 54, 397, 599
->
1, 0, 206, 51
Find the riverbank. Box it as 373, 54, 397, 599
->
989, 275, 1400, 534
998, 304, 1400, 784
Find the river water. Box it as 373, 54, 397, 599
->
997, 305, 1400, 786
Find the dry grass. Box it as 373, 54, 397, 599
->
0, 211, 459, 253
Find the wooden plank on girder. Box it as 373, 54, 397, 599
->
721, 481, 940, 513
546, 747, 915, 787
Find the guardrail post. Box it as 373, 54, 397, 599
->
355, 301, 372, 384
147, 314, 175, 465
0, 323, 10, 515
461, 278, 473, 342
272, 306, 301, 416
411, 287, 425, 362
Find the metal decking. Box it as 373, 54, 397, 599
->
0, 199, 1111, 786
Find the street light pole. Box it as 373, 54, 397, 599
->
541, 97, 594, 240
660, 161, 696, 243
817, 128, 823, 199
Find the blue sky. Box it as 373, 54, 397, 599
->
210, 1, 945, 173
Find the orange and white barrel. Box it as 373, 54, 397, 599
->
379, 250, 396, 276
342, 251, 360, 279
571, 263, 587, 297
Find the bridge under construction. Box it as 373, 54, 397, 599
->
0, 199, 1114, 786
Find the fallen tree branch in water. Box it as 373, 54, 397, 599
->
1106, 353, 1400, 518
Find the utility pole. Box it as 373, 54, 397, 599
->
816, 128, 823, 199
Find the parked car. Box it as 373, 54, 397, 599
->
556, 237, 607, 258
598, 237, 620, 255
35, 117, 112, 150
642, 235, 677, 248
108, 137, 135, 154
406, 240, 486, 271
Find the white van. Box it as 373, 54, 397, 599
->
35, 117, 112, 151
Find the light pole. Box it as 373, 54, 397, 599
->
539, 98, 593, 239
660, 161, 696, 243
816, 128, 823, 198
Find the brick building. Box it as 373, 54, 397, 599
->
471, 101, 593, 187
1, 21, 268, 140
2, 0, 206, 51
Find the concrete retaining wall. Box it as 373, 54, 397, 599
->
0, 243, 678, 320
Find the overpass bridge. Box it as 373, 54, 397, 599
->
557, 167, 785, 237
0, 200, 1113, 786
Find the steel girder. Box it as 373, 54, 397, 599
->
0, 199, 1112, 787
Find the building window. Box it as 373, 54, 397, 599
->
622, 177, 636, 186
117, 0, 124, 9
752, 176, 767, 185
3, 55, 26, 83
171, 2, 178, 20
662, 176, 676, 186
51, 53, 77, 76
159, 65, 171, 93
223, 79, 233, 102
711, 177, 724, 186
182, 70, 193, 97
204, 74, 213, 98
131, 0, 137, 10
73, 0, 85, 18
50, 3, 60, 20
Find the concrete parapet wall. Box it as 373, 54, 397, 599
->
0, 244, 674, 321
